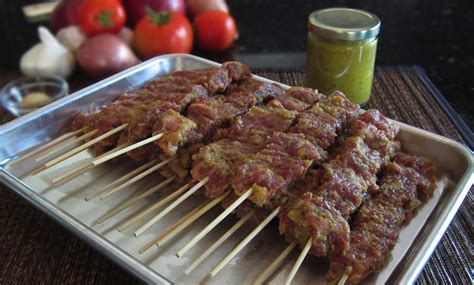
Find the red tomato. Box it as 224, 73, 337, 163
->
194, 11, 237, 52
79, 0, 126, 36
133, 9, 193, 59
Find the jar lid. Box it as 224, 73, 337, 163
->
308, 8, 380, 41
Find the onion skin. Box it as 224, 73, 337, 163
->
56, 26, 87, 51
118, 27, 134, 46
77, 34, 141, 78
49, 0, 83, 33
123, 0, 186, 27
186, 0, 228, 18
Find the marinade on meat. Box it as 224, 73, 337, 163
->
327, 153, 437, 285
219, 102, 298, 144
279, 109, 400, 257
192, 103, 299, 198
271, 86, 323, 111
71, 62, 252, 160
72, 86, 206, 147
152, 78, 288, 157
164, 85, 326, 194
145, 61, 250, 94
191, 139, 261, 198
158, 143, 205, 180
152, 92, 258, 156
279, 192, 351, 257
290, 91, 359, 150
222, 61, 252, 81
192, 89, 360, 212
231, 132, 327, 206
225, 78, 286, 102
228, 92, 358, 207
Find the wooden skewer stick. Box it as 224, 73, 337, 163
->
84, 158, 157, 201
11, 128, 84, 165
209, 207, 280, 278
176, 188, 254, 258
95, 176, 175, 224
155, 191, 230, 248
337, 273, 349, 285
35, 124, 127, 173
51, 143, 131, 187
100, 156, 175, 200
284, 237, 312, 285
134, 177, 210, 237
35, 129, 98, 161
117, 180, 195, 232
79, 159, 153, 200
253, 241, 298, 285
139, 191, 229, 254
139, 199, 209, 254
337, 267, 349, 285
185, 211, 255, 275
92, 132, 164, 166
54, 162, 94, 186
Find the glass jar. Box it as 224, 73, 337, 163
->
305, 8, 380, 105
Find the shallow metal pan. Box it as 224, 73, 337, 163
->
0, 54, 472, 284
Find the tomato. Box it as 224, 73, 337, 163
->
194, 11, 237, 52
133, 9, 193, 59
79, 0, 126, 36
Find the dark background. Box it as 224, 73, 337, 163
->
1, 0, 473, 131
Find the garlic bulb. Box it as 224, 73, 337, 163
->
20, 26, 75, 78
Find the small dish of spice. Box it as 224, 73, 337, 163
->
1, 75, 68, 116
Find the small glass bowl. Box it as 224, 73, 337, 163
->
1, 75, 69, 116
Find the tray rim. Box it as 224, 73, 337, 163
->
390, 122, 473, 284
0, 53, 473, 284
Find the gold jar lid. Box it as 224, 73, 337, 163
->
308, 8, 380, 41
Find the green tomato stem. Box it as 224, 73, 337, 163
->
146, 7, 170, 25
98, 11, 114, 27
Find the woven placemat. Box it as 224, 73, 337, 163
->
0, 66, 472, 284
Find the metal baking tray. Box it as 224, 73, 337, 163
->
0, 54, 472, 284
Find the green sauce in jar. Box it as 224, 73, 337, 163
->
304, 8, 380, 105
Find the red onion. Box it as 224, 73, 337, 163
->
77, 34, 141, 78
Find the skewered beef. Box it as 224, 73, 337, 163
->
327, 153, 437, 285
